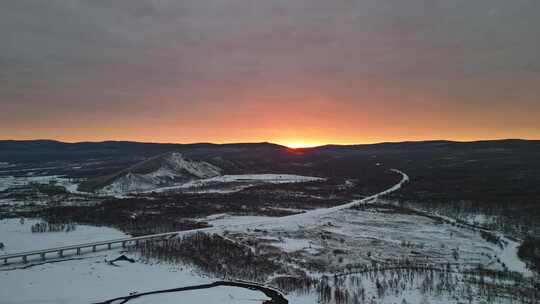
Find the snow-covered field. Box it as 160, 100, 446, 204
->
0, 219, 274, 304
150, 174, 325, 194
99, 153, 222, 196
0, 169, 536, 304
1, 170, 324, 199
185, 174, 325, 186
0, 252, 272, 304
0, 175, 82, 195
203, 214, 276, 227
0, 218, 127, 255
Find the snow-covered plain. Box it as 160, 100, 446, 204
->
0, 170, 324, 198
0, 219, 272, 304
1, 169, 535, 304
185, 174, 325, 185
0, 175, 69, 192
0, 218, 127, 255
0, 252, 272, 304
0, 175, 82, 196
149, 174, 325, 194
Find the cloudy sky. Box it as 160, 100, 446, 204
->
1, 0, 539, 146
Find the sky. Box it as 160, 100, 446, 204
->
1, 0, 539, 147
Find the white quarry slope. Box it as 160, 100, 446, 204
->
152, 152, 221, 179
100, 152, 221, 195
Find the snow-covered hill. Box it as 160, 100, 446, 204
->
97, 152, 221, 195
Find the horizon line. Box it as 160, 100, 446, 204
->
1, 137, 538, 149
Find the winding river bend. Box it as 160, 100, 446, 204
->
94, 281, 288, 304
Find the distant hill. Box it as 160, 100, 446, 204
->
301, 139, 540, 154
78, 152, 221, 194
0, 140, 290, 163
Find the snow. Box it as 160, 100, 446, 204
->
0, 219, 271, 304
163, 152, 221, 178
273, 238, 315, 253
99, 153, 222, 195
1, 168, 532, 303
0, 166, 65, 174
129, 286, 270, 304
393, 203, 534, 277
151, 174, 325, 193
178, 170, 409, 235
0, 175, 58, 191
0, 218, 127, 254
0, 176, 15, 191
187, 174, 324, 185
0, 175, 81, 194
249, 169, 409, 231
203, 214, 276, 227
101, 173, 157, 195
0, 253, 271, 304
497, 236, 533, 276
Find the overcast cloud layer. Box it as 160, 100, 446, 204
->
1, 0, 539, 144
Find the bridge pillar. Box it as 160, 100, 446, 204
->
92, 245, 97, 252
76, 248, 81, 255
108, 243, 112, 250
58, 250, 64, 258
41, 253, 46, 261
3, 258, 7, 265
22, 255, 27, 263
122, 241, 126, 248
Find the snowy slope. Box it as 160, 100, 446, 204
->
99, 152, 221, 195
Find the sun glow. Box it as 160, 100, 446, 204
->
282, 142, 323, 149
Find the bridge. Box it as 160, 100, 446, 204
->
0, 231, 179, 265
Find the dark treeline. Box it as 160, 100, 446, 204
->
30, 185, 348, 235
390, 197, 540, 240
37, 203, 210, 236
294, 264, 538, 304
518, 237, 540, 273
383, 145, 540, 240
30, 221, 76, 233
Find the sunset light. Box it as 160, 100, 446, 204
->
282, 142, 323, 149
1, 2, 540, 303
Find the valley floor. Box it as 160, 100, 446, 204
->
0, 170, 538, 304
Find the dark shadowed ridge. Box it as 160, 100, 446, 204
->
300, 139, 540, 154
0, 140, 289, 163
1, 139, 539, 163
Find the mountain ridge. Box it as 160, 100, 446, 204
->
1, 139, 539, 163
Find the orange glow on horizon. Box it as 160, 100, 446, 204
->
278, 137, 338, 149
283, 142, 322, 149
